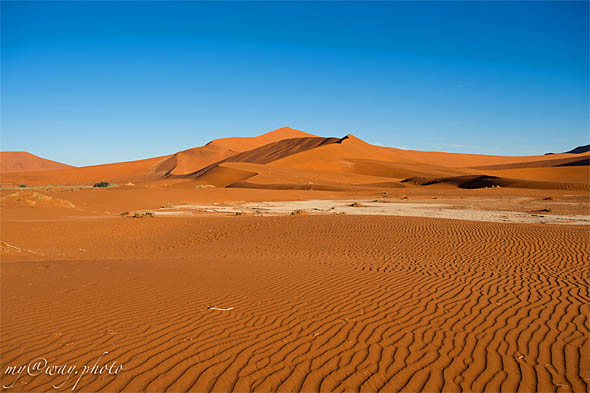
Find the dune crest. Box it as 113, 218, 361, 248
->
0, 151, 73, 173
210, 126, 317, 151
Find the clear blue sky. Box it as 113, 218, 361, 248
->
1, 1, 588, 166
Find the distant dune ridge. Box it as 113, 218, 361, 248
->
0, 151, 74, 173
545, 144, 590, 155
1, 127, 588, 190
564, 144, 590, 154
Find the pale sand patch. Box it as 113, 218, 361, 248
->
155, 200, 590, 225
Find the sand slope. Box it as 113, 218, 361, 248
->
402, 174, 590, 191
188, 137, 344, 184
155, 127, 318, 177
563, 144, 590, 154
154, 143, 240, 177
482, 167, 590, 185
0, 127, 317, 186
0, 155, 171, 186
216, 162, 402, 190
471, 154, 590, 170
269, 135, 584, 171
0, 151, 73, 173
209, 126, 318, 151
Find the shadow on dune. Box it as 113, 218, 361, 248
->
402, 175, 590, 191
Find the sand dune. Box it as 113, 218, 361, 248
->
0, 127, 317, 187
192, 165, 258, 188
0, 155, 171, 186
215, 162, 400, 191
154, 143, 240, 177
0, 151, 73, 173
185, 136, 356, 188
208, 126, 318, 151
343, 158, 470, 180
1, 128, 587, 192
471, 154, 590, 170
402, 174, 590, 191
269, 135, 583, 171
187, 137, 343, 180
156, 127, 317, 177
562, 144, 589, 154
482, 167, 590, 185
557, 157, 590, 167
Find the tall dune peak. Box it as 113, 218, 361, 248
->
259, 126, 316, 139
205, 127, 319, 153
340, 134, 370, 145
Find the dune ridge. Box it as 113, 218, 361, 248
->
188, 137, 343, 184
156, 127, 318, 177
0, 151, 73, 173
470, 154, 590, 170
402, 174, 590, 191
1, 128, 588, 191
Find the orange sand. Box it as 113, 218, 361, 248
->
2, 128, 587, 191
1, 127, 589, 392
0, 152, 73, 173
1, 211, 588, 392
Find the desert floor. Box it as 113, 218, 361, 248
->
1, 186, 589, 392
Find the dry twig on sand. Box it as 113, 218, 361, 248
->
207, 306, 234, 311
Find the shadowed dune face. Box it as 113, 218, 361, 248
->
1, 215, 588, 392
154, 143, 240, 177
470, 154, 590, 170
188, 137, 344, 182
216, 136, 343, 167
155, 127, 318, 177
563, 144, 590, 154
269, 135, 586, 171
0, 127, 318, 186
556, 157, 590, 167
210, 126, 318, 151
0, 152, 73, 173
402, 174, 590, 191
481, 167, 590, 185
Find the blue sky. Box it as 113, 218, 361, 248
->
1, 1, 588, 166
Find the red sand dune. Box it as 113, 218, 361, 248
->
470, 154, 590, 170
200, 161, 399, 190
482, 166, 590, 184
155, 127, 317, 177
1, 129, 589, 393
402, 174, 590, 191
0, 155, 171, 186
0, 127, 317, 186
191, 165, 258, 188
1, 128, 588, 191
269, 134, 584, 172
0, 151, 73, 173
154, 143, 240, 177
188, 137, 343, 181
190, 135, 474, 189
208, 126, 317, 151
